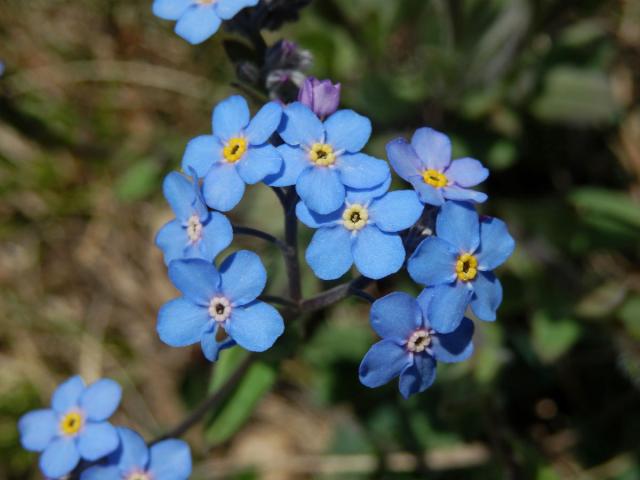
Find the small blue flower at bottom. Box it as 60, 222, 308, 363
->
297, 187, 423, 280
155, 172, 233, 265
80, 427, 191, 480
152, 0, 259, 45
359, 290, 474, 398
18, 376, 122, 479
408, 201, 515, 333
157, 251, 285, 361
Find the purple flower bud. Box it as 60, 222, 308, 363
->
298, 77, 341, 119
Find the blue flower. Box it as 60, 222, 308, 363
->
18, 376, 122, 479
157, 251, 285, 360
297, 187, 423, 280
156, 172, 233, 265
386, 127, 489, 206
407, 201, 515, 333
267, 102, 390, 214
81, 427, 191, 480
359, 290, 475, 398
182, 95, 283, 212
152, 0, 259, 45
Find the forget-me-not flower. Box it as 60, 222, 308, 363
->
359, 290, 475, 398
81, 427, 192, 480
386, 127, 489, 206
267, 102, 390, 214
18, 376, 122, 479
297, 187, 423, 280
298, 77, 341, 119
182, 95, 283, 212
408, 201, 515, 333
157, 251, 285, 361
156, 172, 232, 265
152, 0, 259, 45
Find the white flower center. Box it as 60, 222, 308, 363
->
186, 214, 203, 243
209, 296, 231, 322
126, 471, 152, 480
407, 329, 432, 353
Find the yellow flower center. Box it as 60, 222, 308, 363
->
422, 169, 448, 188
342, 204, 369, 231
60, 411, 83, 436
223, 137, 248, 163
456, 253, 478, 282
186, 214, 203, 243
309, 143, 336, 166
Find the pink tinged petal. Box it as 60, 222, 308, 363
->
181, 135, 222, 179
79, 379, 121, 422
40, 437, 80, 479
18, 409, 57, 452
305, 227, 354, 280
352, 227, 405, 280
203, 163, 246, 212
369, 190, 423, 233
168, 259, 220, 305
324, 109, 372, 153
337, 152, 390, 190
52, 376, 85, 414
407, 237, 458, 286
398, 354, 437, 399
152, 0, 192, 20
77, 422, 119, 461
157, 298, 210, 347
370, 292, 422, 340
297, 167, 345, 214
476, 217, 515, 271
265, 144, 310, 187
411, 127, 452, 170
244, 101, 282, 145
212, 95, 250, 141
278, 102, 324, 147
219, 250, 267, 306
470, 272, 503, 322
227, 302, 285, 352
359, 339, 412, 388
441, 186, 488, 204
236, 144, 282, 184
445, 157, 489, 187
386, 138, 423, 181
435, 201, 480, 253
175, 4, 221, 45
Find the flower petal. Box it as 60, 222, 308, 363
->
431, 317, 474, 364
227, 302, 284, 352
162, 172, 196, 222
215, 0, 258, 19
296, 201, 342, 229
370, 292, 422, 340
79, 379, 121, 422
156, 219, 187, 266
199, 212, 233, 262
212, 95, 250, 141
441, 186, 487, 203
18, 409, 57, 452
337, 152, 390, 190
411, 127, 451, 170
245, 101, 282, 145
157, 298, 209, 347
398, 354, 437, 399
175, 5, 221, 45
149, 439, 193, 480
435, 201, 480, 253
476, 217, 515, 271
52, 376, 85, 414
352, 227, 405, 280
305, 227, 353, 280
324, 110, 371, 153
359, 339, 411, 388
347, 173, 392, 200
168, 259, 220, 305
386, 138, 423, 181
265, 144, 310, 187
426, 282, 473, 334
446, 157, 489, 187
470, 272, 503, 322
80, 465, 121, 480
409, 178, 445, 206
237, 144, 282, 184
182, 135, 222, 178
278, 102, 324, 147
77, 422, 119, 461
297, 167, 345, 214
152, 0, 192, 20
407, 237, 458, 286
115, 427, 149, 473
40, 437, 80, 478
203, 163, 246, 212
201, 327, 236, 362
369, 190, 423, 232
219, 250, 266, 305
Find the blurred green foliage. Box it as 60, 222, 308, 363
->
1, 0, 640, 479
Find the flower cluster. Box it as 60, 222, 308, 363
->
18, 376, 191, 479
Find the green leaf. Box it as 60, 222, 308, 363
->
576, 282, 627, 319
570, 188, 640, 230
532, 311, 581, 363
619, 296, 640, 340
115, 160, 161, 202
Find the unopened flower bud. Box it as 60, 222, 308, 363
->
298, 77, 341, 118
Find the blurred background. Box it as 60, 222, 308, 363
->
1, 0, 640, 478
